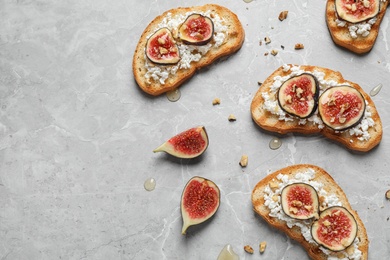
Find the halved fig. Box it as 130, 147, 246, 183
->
179, 14, 214, 45
181, 176, 220, 234
277, 73, 319, 119
318, 85, 365, 131
145, 27, 180, 65
153, 126, 208, 159
311, 206, 358, 251
281, 183, 320, 220
335, 0, 380, 23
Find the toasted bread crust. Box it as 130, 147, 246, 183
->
252, 164, 369, 260
250, 65, 382, 152
326, 0, 389, 54
132, 4, 245, 96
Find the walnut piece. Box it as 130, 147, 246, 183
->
271, 49, 278, 56
259, 241, 267, 253
264, 36, 271, 44
228, 114, 236, 122
295, 43, 304, 50
278, 11, 288, 21
244, 245, 254, 254
239, 154, 248, 167
212, 98, 221, 105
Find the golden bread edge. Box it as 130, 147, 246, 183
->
251, 164, 368, 260
250, 64, 382, 152
132, 4, 245, 96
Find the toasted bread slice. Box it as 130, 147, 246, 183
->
250, 64, 382, 152
326, 0, 389, 54
252, 164, 369, 260
132, 4, 244, 96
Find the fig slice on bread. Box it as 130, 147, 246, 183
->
335, 0, 380, 23
277, 73, 319, 119
179, 14, 214, 45
251, 164, 369, 260
145, 28, 180, 65
250, 64, 382, 152
318, 85, 365, 131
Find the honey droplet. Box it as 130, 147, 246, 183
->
217, 244, 240, 260
269, 137, 282, 150
166, 89, 181, 102
144, 178, 156, 191
370, 83, 382, 97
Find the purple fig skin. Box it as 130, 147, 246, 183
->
179, 14, 214, 46
145, 27, 180, 65
180, 176, 220, 234
153, 126, 209, 159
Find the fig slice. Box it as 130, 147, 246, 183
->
281, 183, 320, 220
179, 14, 214, 45
318, 85, 365, 131
145, 27, 180, 65
311, 206, 358, 251
153, 126, 208, 159
181, 176, 220, 234
277, 73, 320, 119
335, 0, 380, 23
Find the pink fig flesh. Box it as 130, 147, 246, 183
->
181, 176, 220, 234
153, 126, 209, 158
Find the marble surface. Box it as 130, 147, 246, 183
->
1, 0, 389, 259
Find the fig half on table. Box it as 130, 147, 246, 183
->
180, 176, 220, 234
153, 126, 209, 159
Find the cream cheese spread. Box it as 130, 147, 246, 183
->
260, 64, 374, 141
144, 11, 228, 85
263, 169, 362, 260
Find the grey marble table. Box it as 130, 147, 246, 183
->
1, 0, 389, 259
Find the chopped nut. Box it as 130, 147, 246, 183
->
346, 245, 355, 255
272, 195, 279, 202
159, 47, 168, 55
292, 200, 303, 207
296, 87, 303, 98
385, 190, 390, 200
289, 207, 298, 214
228, 114, 236, 122
323, 220, 331, 226
259, 241, 267, 253
239, 154, 248, 167
259, 40, 263, 46
212, 98, 221, 105
295, 43, 304, 50
363, 0, 370, 8
351, 3, 357, 12
210, 13, 215, 19
264, 52, 269, 56
278, 11, 288, 21
339, 117, 346, 124
244, 245, 254, 254
285, 95, 292, 103
257, 81, 263, 86
158, 38, 166, 45
304, 205, 312, 211
264, 36, 271, 44
271, 49, 278, 56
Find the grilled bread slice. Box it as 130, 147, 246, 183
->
326, 0, 389, 54
252, 164, 369, 260
133, 4, 244, 96
250, 64, 382, 152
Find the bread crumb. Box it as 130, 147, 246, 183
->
212, 98, 221, 105
295, 43, 304, 50
244, 245, 254, 254
228, 114, 236, 122
239, 155, 248, 167
278, 11, 288, 21
259, 241, 267, 253
264, 36, 271, 44
264, 52, 269, 56
271, 49, 278, 56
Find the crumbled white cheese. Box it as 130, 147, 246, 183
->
336, 15, 377, 38
144, 11, 228, 84
260, 65, 374, 140
263, 169, 362, 260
